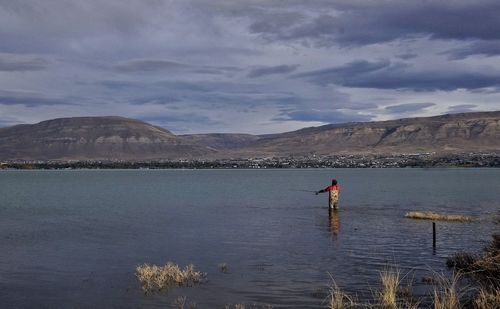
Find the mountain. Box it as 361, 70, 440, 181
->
0, 116, 213, 160
223, 111, 500, 157
0, 112, 499, 161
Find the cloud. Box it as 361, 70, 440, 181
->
0, 90, 70, 107
447, 104, 477, 113
239, 1, 500, 46
1, 1, 499, 134
295, 60, 500, 91
113, 59, 188, 72
444, 40, 500, 59
0, 53, 47, 71
112, 58, 242, 76
247, 64, 299, 78
385, 102, 436, 113
0, 116, 22, 127
276, 109, 374, 123
396, 53, 418, 60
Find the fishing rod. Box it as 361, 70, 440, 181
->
291, 189, 317, 193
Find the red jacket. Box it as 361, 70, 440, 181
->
319, 184, 340, 193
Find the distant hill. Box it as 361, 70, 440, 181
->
0, 112, 499, 161
0, 116, 213, 160
222, 111, 500, 157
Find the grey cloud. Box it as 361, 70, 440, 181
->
113, 59, 188, 72
0, 54, 47, 71
385, 103, 436, 113
247, 64, 299, 78
0, 116, 22, 128
0, 90, 70, 107
242, 1, 500, 46
444, 40, 500, 59
447, 104, 477, 113
113, 59, 242, 75
296, 60, 500, 91
396, 53, 418, 60
277, 109, 373, 123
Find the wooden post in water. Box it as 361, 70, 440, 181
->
432, 222, 436, 248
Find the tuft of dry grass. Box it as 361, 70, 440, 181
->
379, 269, 400, 309
432, 273, 461, 309
218, 262, 229, 273
473, 287, 500, 309
327, 281, 355, 309
405, 211, 476, 222
135, 262, 206, 293
172, 296, 197, 309
224, 304, 272, 309
447, 235, 499, 287
446, 252, 478, 271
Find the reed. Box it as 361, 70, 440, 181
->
218, 262, 229, 273
172, 296, 197, 309
135, 262, 205, 293
432, 273, 461, 309
405, 211, 475, 222
473, 287, 500, 309
327, 281, 355, 309
379, 268, 400, 308
447, 235, 499, 286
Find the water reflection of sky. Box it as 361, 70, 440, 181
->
0, 169, 498, 307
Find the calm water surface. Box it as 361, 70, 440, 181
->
0, 169, 498, 308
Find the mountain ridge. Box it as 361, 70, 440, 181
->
1, 111, 499, 160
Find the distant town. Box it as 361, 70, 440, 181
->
1, 152, 499, 169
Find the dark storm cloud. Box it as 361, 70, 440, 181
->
243, 1, 500, 46
385, 102, 436, 113
447, 104, 477, 113
0, 54, 47, 71
247, 64, 299, 78
444, 40, 500, 59
0, 90, 70, 107
295, 60, 500, 91
277, 109, 373, 123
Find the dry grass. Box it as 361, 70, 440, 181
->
405, 211, 476, 222
473, 287, 500, 309
432, 273, 461, 309
327, 281, 356, 309
447, 235, 499, 287
377, 268, 419, 309
135, 262, 205, 293
172, 296, 197, 309
218, 262, 229, 273
224, 304, 273, 309
379, 269, 400, 308
475, 235, 500, 285
446, 252, 478, 271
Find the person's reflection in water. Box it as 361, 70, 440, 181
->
328, 209, 341, 238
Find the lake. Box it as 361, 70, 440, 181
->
0, 169, 498, 308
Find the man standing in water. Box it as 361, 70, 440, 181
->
316, 179, 341, 210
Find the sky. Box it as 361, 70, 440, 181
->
0, 0, 499, 134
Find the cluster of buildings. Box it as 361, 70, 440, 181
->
1, 152, 499, 169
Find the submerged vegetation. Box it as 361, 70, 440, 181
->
405, 211, 476, 222
135, 262, 206, 294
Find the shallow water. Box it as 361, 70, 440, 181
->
0, 169, 498, 308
